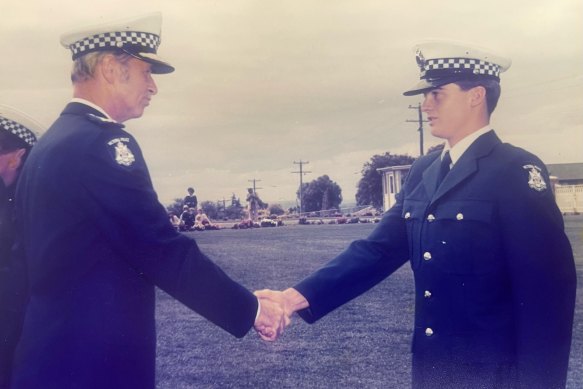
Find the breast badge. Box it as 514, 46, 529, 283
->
108, 138, 135, 167
523, 164, 547, 191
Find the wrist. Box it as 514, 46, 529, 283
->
283, 288, 309, 312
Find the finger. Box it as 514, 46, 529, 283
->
253, 289, 271, 297
284, 315, 292, 327
259, 328, 277, 341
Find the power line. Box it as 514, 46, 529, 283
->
247, 178, 262, 193
292, 160, 311, 215
406, 103, 429, 156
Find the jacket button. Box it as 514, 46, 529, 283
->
404, 212, 411, 219
425, 328, 434, 336
423, 252, 432, 261
456, 213, 464, 220
424, 290, 432, 298
427, 214, 435, 222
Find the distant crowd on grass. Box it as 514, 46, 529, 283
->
167, 186, 283, 231
167, 187, 221, 232
167, 186, 384, 232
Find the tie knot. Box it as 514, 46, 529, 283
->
441, 151, 451, 167
437, 151, 451, 187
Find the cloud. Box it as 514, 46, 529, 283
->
3, 0, 582, 208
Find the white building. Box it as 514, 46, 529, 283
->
377, 165, 411, 212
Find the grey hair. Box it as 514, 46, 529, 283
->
70, 51, 133, 83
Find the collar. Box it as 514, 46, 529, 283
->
70, 98, 115, 121
441, 125, 492, 166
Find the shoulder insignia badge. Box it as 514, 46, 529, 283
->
522, 164, 547, 192
108, 138, 135, 166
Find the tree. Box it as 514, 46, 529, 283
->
268, 204, 285, 216
427, 142, 446, 154
297, 175, 342, 213
356, 153, 416, 208
166, 198, 185, 215
200, 201, 218, 219
225, 193, 245, 220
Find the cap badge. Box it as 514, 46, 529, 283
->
523, 164, 547, 192
415, 48, 425, 68
108, 138, 135, 166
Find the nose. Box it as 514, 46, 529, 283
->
148, 74, 158, 95
421, 93, 431, 113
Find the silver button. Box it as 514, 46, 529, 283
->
425, 328, 434, 336
427, 214, 435, 222
424, 290, 432, 298
456, 213, 464, 221
404, 212, 411, 219
423, 252, 432, 261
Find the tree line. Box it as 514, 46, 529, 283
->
167, 144, 444, 218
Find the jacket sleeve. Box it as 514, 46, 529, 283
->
79, 133, 257, 338
498, 158, 576, 389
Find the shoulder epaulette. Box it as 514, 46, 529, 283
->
86, 113, 125, 130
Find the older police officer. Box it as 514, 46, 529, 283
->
0, 106, 40, 388
257, 41, 576, 388
12, 13, 285, 388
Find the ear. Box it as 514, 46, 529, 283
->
8, 148, 26, 170
99, 54, 118, 84
469, 86, 487, 107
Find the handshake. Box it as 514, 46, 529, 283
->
252, 288, 309, 341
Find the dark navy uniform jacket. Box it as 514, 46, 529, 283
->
0, 182, 27, 388
12, 103, 258, 388
295, 131, 576, 389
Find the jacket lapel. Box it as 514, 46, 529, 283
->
424, 131, 502, 205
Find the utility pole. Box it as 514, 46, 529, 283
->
217, 197, 227, 219
248, 178, 262, 193
292, 160, 311, 216
406, 103, 428, 156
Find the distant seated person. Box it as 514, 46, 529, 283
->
179, 206, 195, 231
195, 209, 220, 231
183, 187, 198, 209
168, 211, 182, 231
233, 218, 260, 229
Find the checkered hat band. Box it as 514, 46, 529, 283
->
420, 58, 500, 78
70, 31, 160, 59
0, 116, 37, 147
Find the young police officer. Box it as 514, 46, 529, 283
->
257, 41, 576, 388
12, 13, 285, 388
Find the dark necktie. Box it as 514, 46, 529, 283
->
437, 151, 452, 187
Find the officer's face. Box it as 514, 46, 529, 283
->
422, 83, 473, 147
114, 58, 158, 122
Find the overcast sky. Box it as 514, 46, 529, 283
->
2, 0, 582, 207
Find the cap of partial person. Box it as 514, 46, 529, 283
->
0, 105, 43, 148
403, 40, 511, 96
60, 12, 174, 74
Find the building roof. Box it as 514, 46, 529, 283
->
546, 163, 583, 180
377, 164, 412, 172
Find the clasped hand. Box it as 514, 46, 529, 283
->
253, 288, 309, 341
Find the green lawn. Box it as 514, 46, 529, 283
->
156, 219, 583, 388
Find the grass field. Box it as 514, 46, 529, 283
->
155, 217, 583, 388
